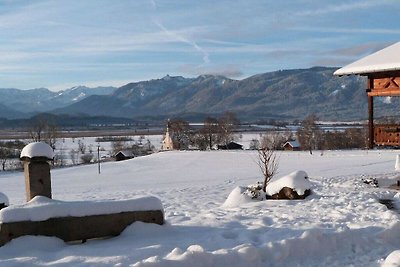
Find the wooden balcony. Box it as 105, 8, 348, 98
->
374, 125, 400, 146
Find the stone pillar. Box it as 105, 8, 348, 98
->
20, 142, 54, 201
23, 158, 52, 201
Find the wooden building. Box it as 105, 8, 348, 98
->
334, 42, 400, 148
283, 140, 301, 151
217, 142, 243, 150
114, 150, 135, 161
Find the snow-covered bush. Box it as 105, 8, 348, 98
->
265, 170, 311, 197
81, 153, 94, 164
224, 170, 313, 207
223, 186, 257, 207
243, 182, 264, 200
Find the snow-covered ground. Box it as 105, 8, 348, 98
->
0, 149, 400, 266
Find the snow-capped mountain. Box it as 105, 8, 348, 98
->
0, 86, 116, 117
53, 67, 370, 121
3, 66, 398, 121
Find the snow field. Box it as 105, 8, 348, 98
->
0, 150, 399, 266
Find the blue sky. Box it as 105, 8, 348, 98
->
0, 0, 399, 91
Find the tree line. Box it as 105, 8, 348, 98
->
167, 112, 239, 150
297, 114, 367, 154
0, 113, 370, 171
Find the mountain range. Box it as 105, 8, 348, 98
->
1, 67, 398, 122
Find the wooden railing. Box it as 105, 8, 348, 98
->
374, 125, 400, 146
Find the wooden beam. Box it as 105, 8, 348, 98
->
368, 94, 374, 149
368, 90, 400, 97
368, 75, 400, 96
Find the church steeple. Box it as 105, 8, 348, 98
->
161, 119, 174, 151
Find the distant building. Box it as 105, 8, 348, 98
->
217, 142, 243, 150
114, 150, 135, 161
161, 120, 174, 151
283, 140, 301, 151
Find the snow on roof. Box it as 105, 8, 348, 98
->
283, 140, 301, 148
0, 195, 163, 223
115, 150, 135, 157
266, 170, 312, 196
20, 142, 55, 159
0, 192, 9, 206
334, 42, 400, 76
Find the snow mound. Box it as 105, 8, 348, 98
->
0, 192, 9, 206
0, 195, 163, 223
20, 142, 54, 159
383, 250, 400, 267
266, 170, 311, 196
222, 186, 254, 208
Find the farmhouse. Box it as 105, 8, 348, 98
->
335, 42, 400, 148
217, 142, 243, 150
283, 140, 301, 151
114, 150, 135, 161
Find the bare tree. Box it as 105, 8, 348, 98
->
29, 118, 47, 142
112, 140, 127, 154
169, 119, 192, 150
249, 139, 260, 150
77, 140, 86, 154
297, 114, 322, 154
261, 130, 293, 150
0, 147, 11, 171
29, 117, 59, 150
70, 149, 78, 165
218, 112, 239, 146
258, 146, 279, 192
81, 153, 94, 164
201, 117, 220, 150
0, 141, 25, 171
44, 123, 59, 150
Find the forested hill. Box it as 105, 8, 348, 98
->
2, 67, 399, 122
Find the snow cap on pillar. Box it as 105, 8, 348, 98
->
20, 142, 54, 161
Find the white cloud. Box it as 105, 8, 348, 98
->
293, 26, 400, 35
295, 0, 394, 16
177, 64, 243, 78
152, 19, 210, 64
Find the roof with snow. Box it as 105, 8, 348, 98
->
283, 140, 301, 148
20, 142, 54, 160
334, 42, 400, 76
114, 150, 135, 157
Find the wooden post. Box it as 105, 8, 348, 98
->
368, 95, 374, 149
97, 144, 101, 174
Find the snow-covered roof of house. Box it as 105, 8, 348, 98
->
283, 140, 301, 148
334, 42, 400, 76
20, 142, 54, 160
115, 150, 135, 157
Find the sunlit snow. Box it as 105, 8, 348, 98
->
0, 150, 400, 266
